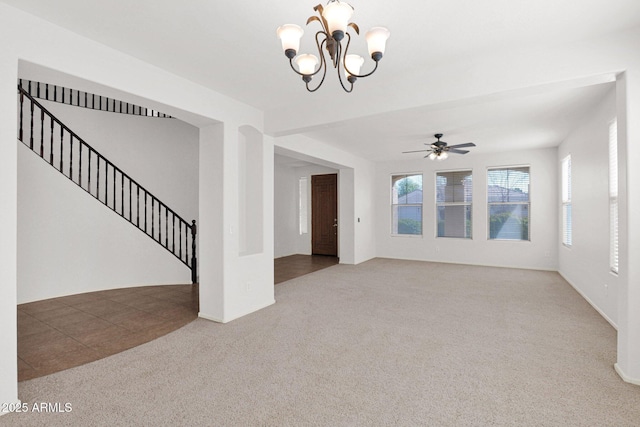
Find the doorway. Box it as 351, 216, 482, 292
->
311, 173, 338, 257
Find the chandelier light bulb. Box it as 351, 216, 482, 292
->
366, 27, 390, 60
429, 152, 438, 160
322, 1, 354, 39
277, 24, 304, 57
295, 54, 319, 75
344, 54, 364, 77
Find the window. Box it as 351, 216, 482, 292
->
299, 177, 308, 235
609, 119, 618, 273
562, 156, 572, 246
487, 166, 530, 241
391, 174, 423, 235
436, 170, 472, 238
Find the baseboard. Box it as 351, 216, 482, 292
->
615, 363, 640, 386
375, 256, 557, 272
199, 299, 276, 324
558, 271, 618, 330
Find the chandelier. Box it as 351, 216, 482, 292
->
277, 1, 390, 93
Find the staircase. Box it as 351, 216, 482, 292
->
17, 81, 197, 283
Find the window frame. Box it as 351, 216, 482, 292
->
609, 119, 619, 274
486, 165, 531, 242
561, 155, 572, 247
435, 169, 473, 239
390, 173, 424, 237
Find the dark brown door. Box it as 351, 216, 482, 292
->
312, 174, 338, 256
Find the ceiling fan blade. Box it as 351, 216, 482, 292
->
447, 148, 470, 154
447, 142, 476, 149
403, 149, 432, 153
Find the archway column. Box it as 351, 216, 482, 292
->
615, 68, 640, 385
0, 58, 19, 412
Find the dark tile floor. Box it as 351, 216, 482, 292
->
274, 254, 339, 284
17, 284, 198, 382
16, 255, 337, 382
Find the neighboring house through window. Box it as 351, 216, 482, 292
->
562, 155, 572, 246
487, 166, 530, 241
391, 174, 423, 235
436, 170, 472, 238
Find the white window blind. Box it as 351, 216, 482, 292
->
436, 170, 472, 238
299, 177, 308, 235
562, 155, 572, 247
487, 167, 530, 241
609, 120, 619, 273
391, 174, 423, 235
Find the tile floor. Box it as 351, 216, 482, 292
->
16, 255, 338, 382
17, 284, 198, 382
274, 254, 339, 284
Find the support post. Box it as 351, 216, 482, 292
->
191, 219, 197, 284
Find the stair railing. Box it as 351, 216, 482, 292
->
19, 79, 172, 118
17, 83, 197, 283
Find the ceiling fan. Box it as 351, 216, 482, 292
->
403, 133, 476, 161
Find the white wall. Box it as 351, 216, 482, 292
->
274, 159, 297, 258
376, 147, 558, 271
273, 158, 339, 258
558, 87, 618, 326
274, 135, 377, 265
1, 3, 269, 408
17, 99, 199, 303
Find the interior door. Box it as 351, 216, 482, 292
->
311, 173, 338, 256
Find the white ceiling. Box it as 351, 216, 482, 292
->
4, 0, 640, 161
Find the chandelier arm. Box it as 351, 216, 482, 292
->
304, 36, 329, 92
335, 41, 354, 93
341, 32, 381, 79
305, 54, 328, 92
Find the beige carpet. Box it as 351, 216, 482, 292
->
3, 258, 640, 426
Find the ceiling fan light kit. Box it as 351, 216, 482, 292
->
403, 133, 477, 161
277, 0, 390, 93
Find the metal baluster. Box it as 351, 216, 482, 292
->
144, 191, 148, 232
185, 223, 189, 265
96, 155, 100, 200
137, 186, 140, 227
37, 82, 40, 98
165, 208, 168, 248
92, 94, 95, 109
88, 149, 92, 195
19, 90, 23, 142
46, 83, 49, 100
85, 92, 88, 108
69, 89, 73, 105
29, 99, 34, 149
152, 197, 155, 238
77, 89, 80, 106
179, 222, 183, 259
113, 165, 116, 210
129, 179, 132, 220
49, 118, 54, 165
158, 203, 162, 243
99, 96, 102, 111
105, 161, 109, 205
54, 85, 57, 102
59, 124, 63, 172
120, 100, 122, 113
40, 110, 44, 157
121, 173, 125, 216
70, 135, 73, 180
172, 214, 176, 253
79, 143, 83, 187
28, 81, 31, 96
